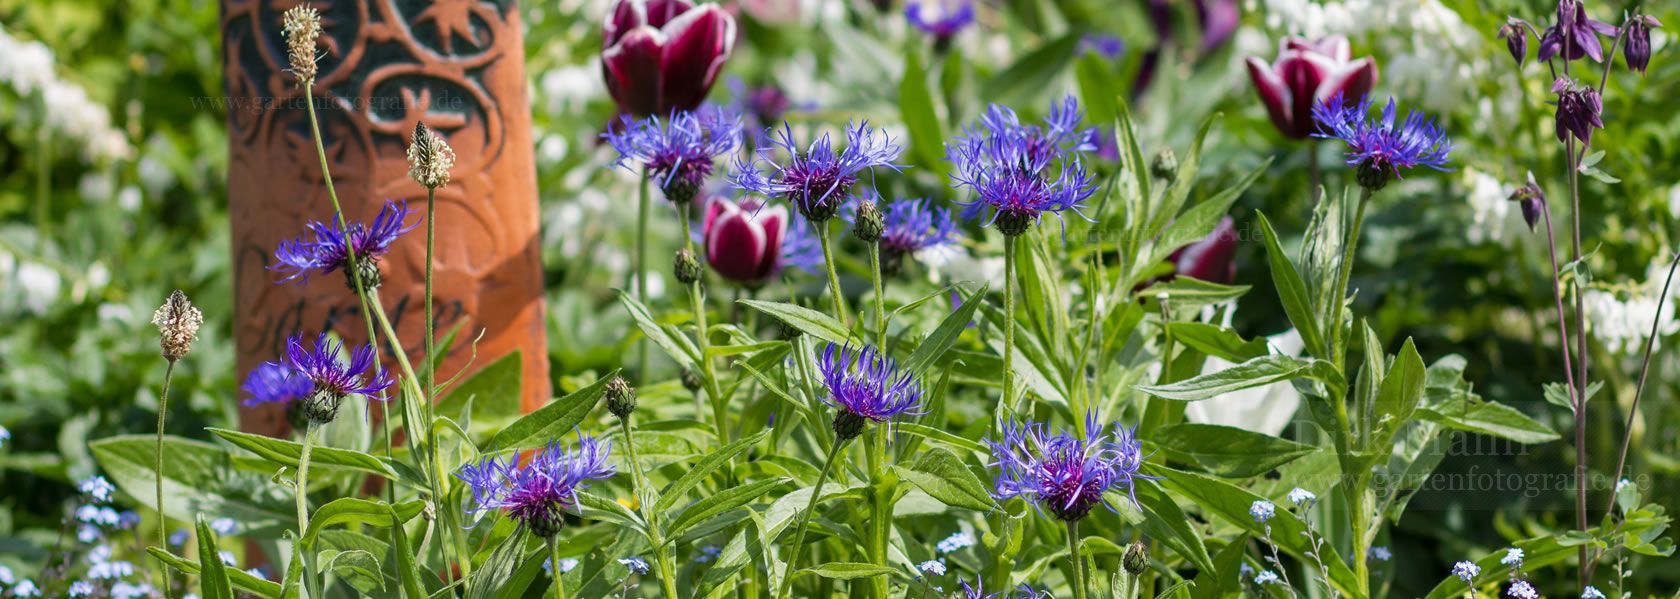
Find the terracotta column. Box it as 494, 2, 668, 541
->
223, 0, 549, 438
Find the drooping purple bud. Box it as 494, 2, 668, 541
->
1510, 172, 1547, 232
1624, 15, 1659, 75
1499, 18, 1530, 66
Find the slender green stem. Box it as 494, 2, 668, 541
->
816, 223, 849, 320
1003, 235, 1017, 413
619, 416, 682, 599
298, 425, 322, 599
867, 243, 886, 349
154, 361, 177, 599
1331, 188, 1373, 365
547, 536, 569, 599
423, 186, 438, 412
691, 280, 729, 444
865, 428, 890, 599
637, 173, 651, 373
777, 437, 849, 599
1066, 520, 1087, 599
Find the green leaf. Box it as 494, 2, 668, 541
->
1151, 424, 1317, 478
322, 549, 384, 593
576, 491, 647, 532
196, 515, 236, 599
1144, 114, 1218, 240
485, 371, 617, 452
1074, 54, 1119, 131
980, 32, 1081, 106
617, 290, 698, 369
207, 428, 398, 479
465, 527, 533, 599
655, 429, 772, 512
1148, 157, 1270, 270
738, 299, 853, 345
1415, 399, 1561, 444
90, 435, 291, 532
303, 497, 426, 546
666, 477, 789, 538
897, 422, 990, 457
899, 48, 946, 175
903, 284, 987, 375
436, 351, 524, 434
1165, 323, 1269, 363
1423, 532, 1586, 599
147, 547, 282, 598
1126, 479, 1217, 578
1135, 355, 1321, 401
797, 562, 899, 580
891, 447, 995, 511
1256, 213, 1327, 359
390, 509, 431, 599
1371, 337, 1426, 447
1141, 278, 1252, 311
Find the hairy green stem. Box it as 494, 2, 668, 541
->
1066, 520, 1087, 599
298, 425, 322, 599
865, 428, 890, 599
154, 360, 176, 599
867, 243, 886, 349
618, 417, 682, 599
637, 173, 651, 374
816, 223, 849, 321
777, 437, 849, 599
1331, 187, 1373, 364
547, 536, 569, 599
1003, 235, 1018, 413
691, 280, 729, 444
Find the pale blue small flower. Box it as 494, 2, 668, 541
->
89, 560, 136, 580
1287, 487, 1316, 506
918, 560, 946, 576
79, 475, 116, 502
695, 545, 722, 563
211, 517, 238, 535
77, 505, 120, 527
117, 511, 141, 530
1582, 585, 1606, 599
937, 531, 976, 554
246, 568, 267, 580
0, 564, 13, 584
0, 425, 10, 448
219, 550, 237, 566
111, 582, 156, 599
1501, 548, 1524, 568
69, 581, 95, 598
169, 528, 190, 546
13, 579, 41, 598
1254, 570, 1281, 585
1451, 560, 1480, 582
1615, 479, 1633, 493
1367, 546, 1392, 562
619, 557, 650, 575
77, 524, 101, 543
88, 545, 114, 563
559, 558, 579, 573
1509, 580, 1538, 599
1249, 500, 1276, 523
1239, 563, 1254, 577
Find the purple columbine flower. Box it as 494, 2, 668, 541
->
1510, 172, 1547, 232
987, 412, 1154, 522
1551, 78, 1603, 146
605, 105, 743, 206
1624, 15, 1659, 75
905, 0, 975, 40
1311, 93, 1454, 191
456, 435, 616, 538
1538, 0, 1617, 63
1499, 18, 1531, 66
733, 121, 904, 223
817, 342, 925, 440
948, 96, 1098, 237
844, 197, 958, 275
271, 199, 417, 289
279, 333, 394, 425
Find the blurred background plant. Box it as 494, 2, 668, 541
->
1, 0, 1676, 595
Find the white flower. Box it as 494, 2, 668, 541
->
1464, 169, 1521, 245
917, 560, 946, 576
1287, 488, 1316, 506
1584, 264, 1680, 354
15, 262, 61, 314
1500, 547, 1523, 568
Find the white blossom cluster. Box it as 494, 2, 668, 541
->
1584, 258, 1680, 354
0, 27, 131, 162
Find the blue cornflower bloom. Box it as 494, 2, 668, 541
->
1510, 580, 1539, 599
605, 105, 743, 205
948, 96, 1097, 236
79, 475, 115, 503
278, 333, 394, 425
619, 556, 651, 575
846, 197, 958, 275
1311, 94, 1453, 191
732, 121, 903, 223
780, 214, 826, 275
456, 435, 615, 538
987, 412, 1154, 522
272, 199, 417, 288
817, 342, 925, 440
905, 0, 975, 39
240, 362, 312, 408
1452, 560, 1480, 582
957, 579, 1048, 599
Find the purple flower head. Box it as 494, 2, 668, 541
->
844, 197, 958, 274
987, 412, 1155, 522
780, 212, 826, 275
605, 105, 743, 205
958, 579, 1049, 599
240, 361, 312, 408
1538, 0, 1618, 63
1551, 78, 1603, 146
456, 435, 616, 537
906, 0, 975, 39
1312, 94, 1454, 191
272, 200, 417, 288
817, 342, 924, 440
1499, 18, 1530, 66
733, 121, 904, 223
281, 333, 394, 424
948, 96, 1098, 236
1082, 33, 1126, 59
1624, 15, 1659, 75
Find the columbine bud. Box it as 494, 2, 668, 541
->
832, 410, 868, 441
152, 290, 203, 362
1498, 19, 1529, 67
674, 247, 702, 284
1510, 172, 1546, 232
1150, 148, 1179, 181
852, 199, 884, 243
1624, 15, 1659, 76
406, 122, 455, 189
281, 6, 322, 84
605, 376, 637, 420
1123, 542, 1149, 576
680, 367, 703, 392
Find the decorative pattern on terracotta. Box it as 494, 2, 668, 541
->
224, 0, 549, 437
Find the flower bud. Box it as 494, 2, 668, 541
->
852, 199, 884, 243
662, 178, 702, 206
994, 209, 1034, 238
1498, 19, 1529, 67
680, 367, 703, 392
301, 387, 344, 426
832, 409, 868, 441
602, 0, 737, 116
406, 122, 455, 189
1150, 148, 1179, 181
1510, 172, 1546, 232
674, 247, 702, 284
777, 318, 801, 341
1355, 161, 1391, 192
1123, 542, 1149, 576
281, 6, 322, 84
527, 502, 566, 538
605, 376, 637, 420
152, 290, 204, 362
348, 256, 383, 293
1624, 15, 1659, 76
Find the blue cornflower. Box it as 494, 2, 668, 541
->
1311, 94, 1453, 191
846, 197, 958, 274
1510, 580, 1539, 599
937, 530, 976, 554
272, 199, 417, 288
1254, 570, 1281, 585
905, 0, 975, 39
816, 342, 925, 440
79, 475, 115, 503
917, 559, 946, 576
1250, 500, 1276, 523
240, 362, 312, 408
1452, 560, 1480, 582
780, 214, 826, 275
605, 105, 743, 205
619, 556, 651, 575
957, 579, 1048, 599
1582, 585, 1606, 599
456, 435, 615, 538
1501, 548, 1524, 568
278, 333, 393, 425
948, 96, 1097, 236
733, 121, 903, 223
987, 412, 1154, 522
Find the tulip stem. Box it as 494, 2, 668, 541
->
777, 437, 848, 599
637, 172, 651, 375
816, 222, 849, 322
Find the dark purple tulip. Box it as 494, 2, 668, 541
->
1169, 216, 1239, 285
1245, 36, 1378, 140
601, 0, 738, 117
1499, 19, 1530, 66
1624, 15, 1660, 75
1537, 0, 1617, 63
1552, 78, 1603, 146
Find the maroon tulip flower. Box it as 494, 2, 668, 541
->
1169, 216, 1239, 285
702, 196, 790, 285
1245, 36, 1378, 139
602, 0, 738, 117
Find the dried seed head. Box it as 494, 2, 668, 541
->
151, 290, 203, 362
282, 6, 323, 84
407, 122, 456, 189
